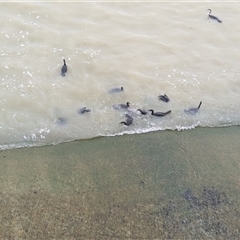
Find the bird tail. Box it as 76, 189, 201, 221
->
165, 110, 171, 115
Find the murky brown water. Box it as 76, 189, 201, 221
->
1, 2, 240, 150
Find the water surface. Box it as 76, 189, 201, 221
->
1, 2, 240, 149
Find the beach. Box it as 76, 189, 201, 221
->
1, 2, 240, 239
1, 126, 240, 239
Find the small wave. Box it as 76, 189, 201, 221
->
2, 122, 240, 151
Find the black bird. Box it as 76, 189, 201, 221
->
158, 94, 170, 102
208, 9, 222, 23
56, 117, 67, 125
137, 109, 148, 115
61, 59, 67, 76
109, 87, 124, 93
78, 107, 91, 114
113, 101, 130, 110
120, 114, 133, 126
184, 101, 202, 114
148, 109, 171, 117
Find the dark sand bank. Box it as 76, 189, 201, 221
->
0, 127, 240, 239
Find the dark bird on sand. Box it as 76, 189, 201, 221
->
208, 9, 222, 23
158, 94, 170, 102
61, 59, 67, 76
184, 101, 202, 114
137, 109, 148, 115
113, 102, 130, 110
148, 109, 171, 117
120, 114, 133, 126
78, 107, 91, 114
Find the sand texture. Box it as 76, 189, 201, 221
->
1, 127, 240, 239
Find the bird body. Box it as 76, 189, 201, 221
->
120, 114, 133, 126
56, 117, 67, 125
184, 101, 202, 114
148, 109, 171, 117
137, 109, 148, 115
113, 102, 130, 110
208, 9, 222, 23
158, 94, 170, 102
109, 87, 124, 93
61, 59, 67, 76
78, 107, 91, 114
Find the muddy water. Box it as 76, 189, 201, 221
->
1, 2, 240, 150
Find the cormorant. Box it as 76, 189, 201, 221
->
148, 109, 171, 117
113, 102, 130, 110
78, 107, 91, 114
137, 109, 148, 115
120, 114, 133, 126
208, 9, 222, 23
158, 94, 170, 102
61, 59, 67, 76
109, 87, 124, 93
184, 101, 202, 114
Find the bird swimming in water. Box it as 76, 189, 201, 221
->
148, 109, 171, 117
61, 59, 67, 76
78, 107, 91, 114
113, 101, 130, 110
120, 114, 133, 126
137, 109, 148, 115
184, 101, 202, 114
158, 94, 170, 102
208, 9, 222, 23
109, 87, 124, 93
56, 117, 67, 125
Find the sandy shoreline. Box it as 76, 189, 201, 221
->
1, 126, 240, 239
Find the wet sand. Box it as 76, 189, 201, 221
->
0, 127, 240, 239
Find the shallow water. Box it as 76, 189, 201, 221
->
1, 2, 240, 149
